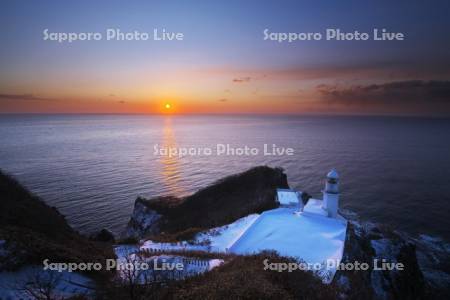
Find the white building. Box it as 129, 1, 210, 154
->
322, 169, 340, 218
234, 168, 346, 282
276, 188, 304, 211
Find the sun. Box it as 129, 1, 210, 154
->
165, 103, 171, 110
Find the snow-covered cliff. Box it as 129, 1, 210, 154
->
122, 197, 162, 240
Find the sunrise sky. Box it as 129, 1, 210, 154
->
1, 0, 450, 115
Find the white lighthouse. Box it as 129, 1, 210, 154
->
322, 169, 339, 218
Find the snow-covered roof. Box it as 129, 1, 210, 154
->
327, 169, 339, 179
134, 194, 347, 284
277, 188, 300, 206
228, 199, 347, 282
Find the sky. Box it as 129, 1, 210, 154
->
1, 0, 450, 115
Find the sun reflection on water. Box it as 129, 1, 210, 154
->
160, 117, 184, 195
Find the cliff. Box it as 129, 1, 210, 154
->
0, 170, 114, 272
5, 165, 443, 298
120, 167, 450, 299
335, 220, 425, 299
122, 166, 289, 241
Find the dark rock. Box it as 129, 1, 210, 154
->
121, 197, 162, 240
335, 221, 428, 299
90, 228, 116, 243
301, 192, 312, 205
0, 170, 115, 272
122, 166, 289, 240
412, 234, 450, 298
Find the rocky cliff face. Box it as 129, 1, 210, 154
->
122, 166, 289, 240
0, 170, 114, 272
122, 197, 162, 240
335, 212, 450, 299
120, 167, 450, 298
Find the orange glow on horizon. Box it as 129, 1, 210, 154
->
161, 101, 176, 114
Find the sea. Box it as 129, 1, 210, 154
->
1, 114, 449, 242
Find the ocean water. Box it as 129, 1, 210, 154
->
1, 114, 449, 241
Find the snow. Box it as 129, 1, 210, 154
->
229, 200, 347, 281
208, 259, 224, 270
140, 240, 208, 252
113, 250, 224, 283
327, 169, 339, 179
130, 198, 347, 283
303, 198, 329, 217
0, 266, 95, 300
123, 200, 161, 238
136, 214, 261, 254
114, 244, 224, 283
134, 202, 161, 230
276, 189, 300, 207
229, 207, 346, 262
114, 244, 141, 268
115, 244, 140, 258
197, 214, 260, 251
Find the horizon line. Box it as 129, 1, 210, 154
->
1, 112, 449, 119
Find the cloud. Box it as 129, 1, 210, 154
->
316, 80, 450, 104
232, 76, 252, 83
0, 93, 53, 101
208, 60, 450, 82
218, 98, 228, 102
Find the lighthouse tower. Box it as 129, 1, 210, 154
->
322, 169, 339, 218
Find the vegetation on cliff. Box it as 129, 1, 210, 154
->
0, 170, 114, 273
100, 251, 338, 300
2, 168, 445, 299
126, 166, 289, 241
